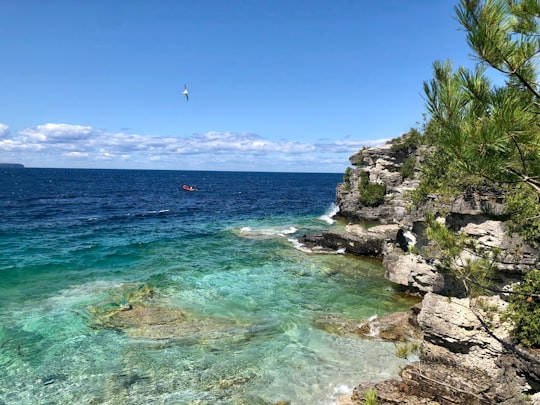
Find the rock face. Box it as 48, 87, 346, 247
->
342, 294, 540, 405
383, 249, 447, 294
337, 143, 422, 224
322, 224, 399, 256
457, 219, 539, 275
332, 138, 540, 404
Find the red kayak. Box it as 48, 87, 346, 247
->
182, 185, 196, 191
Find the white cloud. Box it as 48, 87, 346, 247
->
0, 122, 384, 171
64, 151, 89, 157
0, 123, 8, 137
362, 137, 390, 147
19, 123, 98, 143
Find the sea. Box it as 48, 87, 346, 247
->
0, 168, 416, 405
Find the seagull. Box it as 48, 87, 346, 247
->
182, 84, 189, 101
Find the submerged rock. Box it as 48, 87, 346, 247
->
83, 284, 241, 341
357, 311, 423, 342
314, 311, 422, 342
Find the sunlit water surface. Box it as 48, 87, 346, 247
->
0, 169, 416, 404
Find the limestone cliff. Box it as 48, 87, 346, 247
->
336, 142, 423, 225
332, 138, 540, 404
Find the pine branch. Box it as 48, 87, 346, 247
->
463, 275, 540, 299
505, 167, 540, 194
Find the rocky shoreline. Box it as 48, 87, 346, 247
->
306, 140, 540, 404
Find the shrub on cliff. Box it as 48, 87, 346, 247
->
504, 270, 540, 348
423, 212, 498, 298
358, 171, 386, 207
359, 183, 386, 207
399, 156, 416, 180
343, 167, 352, 190
390, 128, 421, 152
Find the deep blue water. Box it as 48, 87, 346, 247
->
0, 168, 414, 404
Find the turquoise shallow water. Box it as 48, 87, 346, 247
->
0, 169, 416, 404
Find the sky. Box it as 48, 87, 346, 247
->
0, 0, 477, 172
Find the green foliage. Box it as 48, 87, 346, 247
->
395, 341, 420, 359
399, 156, 416, 179
423, 57, 540, 194
424, 213, 498, 297
474, 297, 500, 328
364, 388, 380, 405
475, 297, 499, 315
359, 171, 369, 187
409, 139, 486, 205
408, 0, 540, 345
418, 0, 540, 245
504, 270, 540, 347
359, 183, 387, 207
391, 127, 422, 151
504, 183, 540, 248
343, 167, 353, 190
358, 172, 387, 207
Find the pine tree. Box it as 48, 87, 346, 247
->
420, 0, 540, 347
423, 0, 540, 246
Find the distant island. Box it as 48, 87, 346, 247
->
0, 163, 25, 168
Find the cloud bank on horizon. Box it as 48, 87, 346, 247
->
0, 122, 389, 172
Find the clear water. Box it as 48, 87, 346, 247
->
0, 169, 415, 404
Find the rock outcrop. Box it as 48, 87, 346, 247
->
337, 143, 422, 225
322, 224, 399, 256
329, 138, 540, 404
383, 250, 446, 294
347, 293, 540, 404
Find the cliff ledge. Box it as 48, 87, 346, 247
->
331, 139, 540, 404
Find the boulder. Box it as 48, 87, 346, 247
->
348, 360, 498, 405
321, 224, 399, 256
417, 293, 509, 370
383, 250, 445, 294
347, 379, 441, 404
417, 293, 540, 400
356, 311, 423, 342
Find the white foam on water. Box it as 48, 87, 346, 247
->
236, 225, 298, 239
318, 203, 340, 224
288, 237, 314, 253
50, 280, 124, 304
289, 239, 347, 255
278, 226, 297, 235
368, 314, 380, 337
333, 383, 353, 395
321, 383, 354, 405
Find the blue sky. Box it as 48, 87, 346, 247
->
0, 1, 475, 172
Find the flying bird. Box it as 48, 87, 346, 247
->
182, 84, 189, 101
